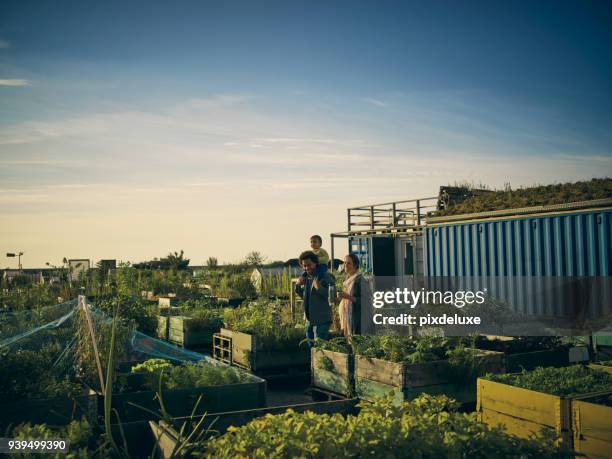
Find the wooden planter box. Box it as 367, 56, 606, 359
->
477, 378, 572, 445
477, 378, 612, 448
355, 350, 504, 404
572, 393, 612, 458
219, 328, 309, 372
101, 372, 266, 423
476, 337, 587, 372
0, 392, 97, 430
168, 316, 218, 348
311, 348, 354, 397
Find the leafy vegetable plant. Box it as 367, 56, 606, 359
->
486, 365, 612, 397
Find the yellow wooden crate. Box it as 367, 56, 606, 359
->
572, 393, 612, 459
476, 378, 573, 446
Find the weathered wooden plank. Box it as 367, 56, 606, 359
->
476, 379, 566, 429
311, 349, 354, 396
354, 356, 402, 387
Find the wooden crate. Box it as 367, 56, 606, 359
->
572, 393, 612, 458
311, 348, 354, 397
477, 378, 575, 446
213, 333, 232, 364
219, 328, 309, 372
355, 350, 504, 404
168, 316, 217, 347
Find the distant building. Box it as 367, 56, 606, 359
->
69, 259, 91, 282
2, 269, 44, 284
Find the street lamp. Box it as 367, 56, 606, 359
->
6, 252, 24, 271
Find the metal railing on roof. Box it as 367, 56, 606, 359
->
346, 196, 438, 233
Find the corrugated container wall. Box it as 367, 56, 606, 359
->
424, 209, 611, 277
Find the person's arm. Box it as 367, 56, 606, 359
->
295, 282, 304, 296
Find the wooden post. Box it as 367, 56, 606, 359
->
416, 200, 421, 226
347, 208, 351, 232
79, 295, 106, 393
330, 234, 335, 272
392, 202, 397, 227
370, 206, 375, 230
290, 279, 296, 322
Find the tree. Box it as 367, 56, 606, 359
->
244, 251, 266, 267
165, 250, 190, 271
207, 257, 218, 268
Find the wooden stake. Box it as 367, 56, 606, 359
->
79, 295, 106, 393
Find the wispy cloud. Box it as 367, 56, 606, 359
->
0, 79, 30, 86
364, 97, 387, 107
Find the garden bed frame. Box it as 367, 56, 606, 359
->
217, 327, 309, 373
355, 349, 504, 404
477, 376, 612, 449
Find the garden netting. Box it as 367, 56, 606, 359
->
0, 297, 210, 391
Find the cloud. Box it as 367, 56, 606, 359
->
0, 79, 30, 86
0, 39, 8, 48
364, 97, 387, 107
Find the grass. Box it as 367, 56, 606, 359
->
435, 178, 611, 216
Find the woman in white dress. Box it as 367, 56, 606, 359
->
336, 253, 362, 336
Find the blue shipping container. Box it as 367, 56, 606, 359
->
424, 208, 611, 277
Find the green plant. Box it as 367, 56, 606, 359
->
486, 365, 612, 397
193, 394, 575, 458
0, 348, 83, 402
223, 301, 304, 350
131, 359, 251, 390
10, 418, 95, 459
475, 336, 564, 354
95, 296, 157, 336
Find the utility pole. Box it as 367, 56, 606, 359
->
6, 252, 24, 271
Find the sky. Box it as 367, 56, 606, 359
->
1, 0, 611, 268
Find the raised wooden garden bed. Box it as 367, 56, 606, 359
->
100, 368, 266, 423
475, 336, 589, 372
477, 373, 612, 449
218, 327, 309, 374
477, 378, 573, 446
355, 350, 504, 404
311, 348, 354, 397
571, 393, 612, 458
168, 316, 218, 348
